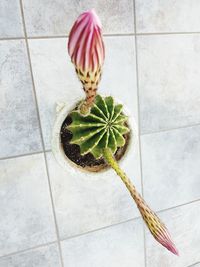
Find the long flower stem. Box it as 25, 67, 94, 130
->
103, 147, 179, 255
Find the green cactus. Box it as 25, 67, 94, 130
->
67, 95, 129, 159
66, 94, 178, 255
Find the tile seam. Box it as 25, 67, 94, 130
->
1, 117, 199, 162
0, 149, 52, 161
132, 1, 147, 266
0, 198, 199, 259
187, 261, 200, 267
2, 31, 200, 42
0, 150, 44, 161
141, 122, 200, 137
19, 1, 64, 266
1, 118, 200, 162
0, 241, 57, 260
60, 197, 200, 243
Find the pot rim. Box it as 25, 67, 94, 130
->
51, 96, 138, 176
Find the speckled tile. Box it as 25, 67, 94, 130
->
0, 153, 56, 257
46, 148, 141, 239
29, 36, 138, 149
0, 244, 61, 267
61, 219, 144, 267
146, 201, 200, 267
141, 125, 200, 211
22, 0, 134, 37
137, 34, 200, 134
135, 0, 200, 33
0, 40, 42, 158
0, 0, 23, 38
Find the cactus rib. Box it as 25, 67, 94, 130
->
67, 95, 129, 159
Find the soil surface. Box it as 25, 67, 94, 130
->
60, 113, 130, 172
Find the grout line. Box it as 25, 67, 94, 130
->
28, 32, 135, 39
0, 149, 52, 162
0, 33, 134, 42
1, 119, 199, 161
104, 32, 134, 36
42, 151, 65, 267
157, 198, 200, 215
141, 122, 200, 137
0, 37, 25, 41
136, 31, 200, 36
133, 0, 143, 202
1, 120, 200, 162
132, 1, 147, 266
2, 31, 200, 42
19, 1, 64, 266
59, 197, 200, 244
61, 198, 200, 242
0, 241, 57, 260
45, 149, 52, 153
0, 197, 199, 260
28, 35, 68, 40
187, 261, 200, 267
0, 150, 43, 161
60, 217, 139, 242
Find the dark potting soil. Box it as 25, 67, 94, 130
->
60, 113, 130, 172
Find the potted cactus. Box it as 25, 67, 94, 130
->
52, 9, 179, 255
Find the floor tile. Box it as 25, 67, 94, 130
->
146, 201, 200, 267
100, 36, 138, 124
29, 36, 138, 149
22, 0, 134, 37
0, 40, 42, 158
61, 219, 144, 267
137, 34, 200, 133
0, 153, 56, 256
136, 0, 200, 33
141, 125, 200, 211
47, 147, 141, 239
0, 244, 61, 267
0, 0, 23, 38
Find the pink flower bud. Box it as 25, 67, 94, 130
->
68, 9, 105, 106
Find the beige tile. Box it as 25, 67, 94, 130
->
29, 36, 138, 149
61, 219, 145, 267
0, 153, 56, 256
23, 0, 134, 36
146, 201, 200, 267
0, 40, 42, 158
136, 0, 200, 33
141, 125, 200, 211
0, 244, 61, 267
47, 148, 141, 239
0, 0, 23, 38
137, 34, 200, 133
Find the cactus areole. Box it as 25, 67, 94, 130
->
61, 9, 179, 255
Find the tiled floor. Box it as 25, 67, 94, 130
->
1, 1, 200, 266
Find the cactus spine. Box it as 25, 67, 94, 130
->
103, 147, 179, 256
67, 95, 129, 158
67, 94, 178, 255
